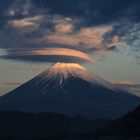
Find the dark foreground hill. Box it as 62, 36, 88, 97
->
0, 105, 140, 140
77, 105, 140, 140
97, 105, 140, 137
0, 111, 111, 140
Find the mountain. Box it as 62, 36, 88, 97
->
0, 63, 139, 119
97, 105, 140, 137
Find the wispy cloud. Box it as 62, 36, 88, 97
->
112, 80, 134, 85
8, 15, 44, 32
0, 82, 22, 86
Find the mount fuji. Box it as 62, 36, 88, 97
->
0, 63, 139, 119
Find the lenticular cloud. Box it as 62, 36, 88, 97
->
2, 48, 95, 63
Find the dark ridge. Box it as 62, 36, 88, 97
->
0, 111, 111, 139
96, 105, 140, 137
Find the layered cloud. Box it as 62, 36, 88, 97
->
2, 48, 95, 63
0, 0, 140, 63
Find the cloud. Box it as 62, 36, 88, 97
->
8, 15, 44, 33
113, 80, 134, 85
47, 26, 111, 51
1, 48, 96, 63
0, 13, 113, 53
0, 82, 22, 86
32, 0, 140, 25
6, 0, 33, 17
0, 0, 140, 63
54, 20, 74, 33
103, 20, 140, 63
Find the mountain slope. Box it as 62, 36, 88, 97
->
0, 63, 139, 119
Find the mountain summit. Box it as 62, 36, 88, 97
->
43, 63, 92, 84
38, 63, 114, 88
0, 63, 139, 119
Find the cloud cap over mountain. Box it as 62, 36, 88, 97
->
1, 48, 95, 63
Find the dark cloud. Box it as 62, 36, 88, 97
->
107, 45, 118, 51
1, 0, 140, 27
2, 55, 90, 63
32, 0, 140, 25
0, 0, 140, 63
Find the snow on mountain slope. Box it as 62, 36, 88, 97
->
38, 63, 114, 89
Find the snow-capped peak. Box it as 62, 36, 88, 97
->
38, 62, 114, 89
46, 62, 91, 80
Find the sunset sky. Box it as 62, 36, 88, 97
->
0, 0, 140, 95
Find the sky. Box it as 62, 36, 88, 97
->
0, 0, 140, 96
